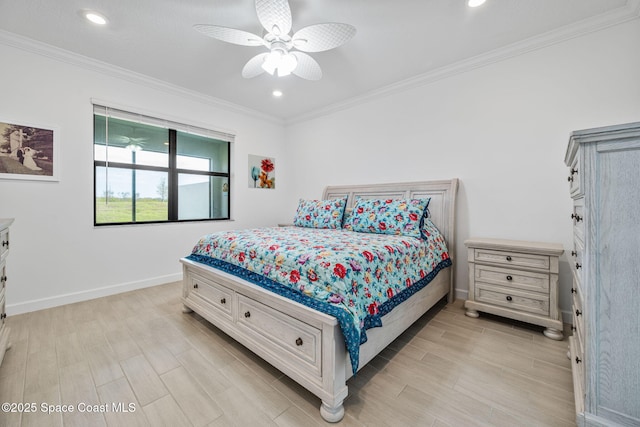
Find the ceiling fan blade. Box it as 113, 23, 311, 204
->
194, 24, 265, 46
292, 23, 356, 52
255, 0, 292, 36
242, 53, 269, 78
291, 52, 322, 81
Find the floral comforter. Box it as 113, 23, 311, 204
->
186, 221, 451, 374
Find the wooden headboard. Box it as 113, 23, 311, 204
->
323, 179, 459, 298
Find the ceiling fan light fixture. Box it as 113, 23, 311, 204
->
262, 51, 282, 75
277, 53, 297, 76
195, 0, 356, 80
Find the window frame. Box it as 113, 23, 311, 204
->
93, 108, 232, 226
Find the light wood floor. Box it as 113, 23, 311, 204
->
0, 281, 575, 426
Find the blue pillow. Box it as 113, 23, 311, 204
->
293, 197, 347, 229
343, 198, 430, 237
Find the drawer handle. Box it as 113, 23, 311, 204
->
576, 309, 582, 317
571, 250, 577, 257
506, 296, 513, 302
571, 326, 577, 332
575, 356, 582, 364
0, 313, 6, 320
295, 337, 303, 346
220, 298, 226, 305
575, 263, 582, 270
506, 256, 512, 261
0, 276, 6, 283
567, 176, 573, 182
571, 167, 578, 175
193, 283, 198, 289
571, 288, 576, 294
506, 275, 513, 281
1, 240, 8, 248
571, 213, 582, 222
244, 311, 251, 318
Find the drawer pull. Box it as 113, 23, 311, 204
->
506, 296, 513, 302
244, 311, 251, 318
571, 250, 577, 257
220, 298, 226, 305
575, 356, 582, 364
571, 288, 576, 294
571, 213, 582, 222
295, 337, 303, 346
0, 276, 6, 283
567, 176, 573, 182
506, 256, 512, 261
575, 263, 582, 270
193, 283, 198, 289
571, 167, 578, 175
571, 326, 577, 332
576, 309, 582, 317
1, 240, 8, 248
506, 275, 513, 281
0, 313, 6, 320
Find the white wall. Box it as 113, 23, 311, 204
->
284, 19, 640, 319
0, 39, 288, 314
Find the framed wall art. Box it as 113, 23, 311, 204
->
0, 119, 59, 181
248, 154, 275, 189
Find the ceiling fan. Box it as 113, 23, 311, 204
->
194, 0, 356, 80
114, 135, 148, 152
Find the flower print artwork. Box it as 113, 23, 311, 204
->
248, 154, 276, 189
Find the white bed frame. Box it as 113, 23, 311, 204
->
180, 179, 458, 422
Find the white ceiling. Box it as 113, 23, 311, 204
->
0, 0, 637, 122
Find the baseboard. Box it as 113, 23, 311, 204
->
454, 288, 468, 302
6, 273, 183, 315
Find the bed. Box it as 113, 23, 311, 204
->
180, 179, 458, 422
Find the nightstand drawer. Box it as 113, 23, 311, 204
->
473, 248, 550, 271
475, 283, 549, 316
474, 264, 549, 294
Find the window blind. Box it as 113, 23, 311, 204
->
92, 104, 235, 143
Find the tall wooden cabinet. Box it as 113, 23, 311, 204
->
565, 122, 640, 427
0, 218, 13, 367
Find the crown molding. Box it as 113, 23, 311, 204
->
0, 29, 284, 126
286, 1, 640, 125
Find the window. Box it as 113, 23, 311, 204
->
93, 105, 232, 225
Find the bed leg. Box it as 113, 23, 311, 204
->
182, 304, 193, 313
320, 401, 344, 423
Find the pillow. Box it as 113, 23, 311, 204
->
343, 198, 430, 237
293, 197, 347, 229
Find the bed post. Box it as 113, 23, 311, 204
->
446, 178, 459, 303
320, 322, 349, 422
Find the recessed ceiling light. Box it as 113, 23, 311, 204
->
468, 0, 486, 7
84, 11, 108, 25
272, 90, 283, 97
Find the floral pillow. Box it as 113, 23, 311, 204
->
343, 198, 431, 238
293, 197, 347, 229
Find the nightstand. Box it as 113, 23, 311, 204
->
464, 237, 564, 340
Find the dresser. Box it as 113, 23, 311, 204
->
464, 237, 564, 340
565, 122, 640, 427
0, 219, 13, 368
